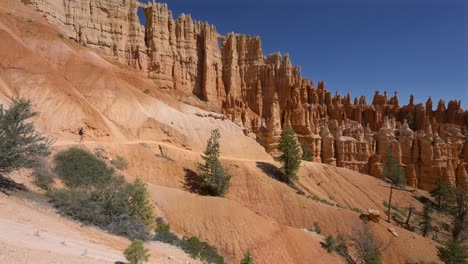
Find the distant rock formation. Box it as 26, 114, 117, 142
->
23, 0, 468, 191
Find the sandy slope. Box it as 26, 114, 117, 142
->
0, 0, 444, 263
0, 191, 203, 264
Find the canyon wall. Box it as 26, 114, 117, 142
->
23, 0, 468, 191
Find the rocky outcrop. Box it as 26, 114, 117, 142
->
24, 0, 468, 191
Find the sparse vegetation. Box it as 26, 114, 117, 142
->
32, 160, 55, 190
57, 33, 64, 38
276, 126, 301, 183
111, 155, 128, 170
153, 217, 225, 263
240, 250, 254, 264
124, 240, 150, 264
325, 235, 337, 253
437, 239, 467, 264
0, 99, 53, 192
421, 203, 433, 237
155, 153, 174, 162
351, 207, 364, 213
430, 178, 451, 210
382, 149, 406, 223
153, 217, 179, 245
192, 129, 231, 196
54, 147, 113, 188
313, 222, 322, 234
349, 223, 384, 264
48, 148, 154, 240
181, 236, 224, 264
143, 89, 150, 94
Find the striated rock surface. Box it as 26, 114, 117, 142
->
23, 0, 468, 191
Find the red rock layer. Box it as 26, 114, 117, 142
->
24, 0, 468, 191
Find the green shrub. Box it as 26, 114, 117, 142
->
48, 176, 153, 240
437, 239, 467, 264
111, 156, 128, 170
151, 218, 225, 263
54, 147, 113, 188
313, 222, 322, 234
240, 250, 254, 264
181, 236, 224, 264
57, 33, 64, 38
155, 217, 171, 233
33, 160, 54, 190
143, 89, 150, 94
47, 188, 107, 226
154, 229, 180, 246
124, 240, 150, 264
106, 214, 150, 241
325, 235, 337, 253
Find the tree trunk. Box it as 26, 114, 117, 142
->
387, 184, 394, 223
405, 204, 413, 226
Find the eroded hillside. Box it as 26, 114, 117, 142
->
0, 0, 462, 263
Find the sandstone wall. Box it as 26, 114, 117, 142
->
23, 0, 468, 191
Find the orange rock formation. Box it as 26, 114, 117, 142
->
24, 0, 468, 191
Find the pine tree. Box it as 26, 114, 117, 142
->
124, 240, 150, 264
430, 177, 451, 210
240, 250, 254, 264
195, 129, 231, 196
421, 202, 433, 237
437, 239, 467, 264
449, 183, 467, 241
277, 126, 301, 183
0, 99, 53, 191
382, 149, 406, 223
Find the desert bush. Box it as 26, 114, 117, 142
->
151, 217, 225, 263
313, 222, 322, 234
325, 235, 337, 253
154, 228, 180, 245
143, 89, 150, 94
111, 156, 128, 170
106, 214, 150, 241
57, 33, 64, 38
181, 236, 224, 264
48, 175, 153, 240
349, 223, 384, 264
155, 217, 171, 233
124, 240, 150, 264
32, 160, 55, 190
240, 250, 254, 264
153, 217, 180, 246
54, 147, 113, 188
47, 188, 107, 226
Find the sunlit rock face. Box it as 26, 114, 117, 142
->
25, 0, 467, 191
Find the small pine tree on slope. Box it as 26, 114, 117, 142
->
196, 129, 231, 196
277, 126, 301, 183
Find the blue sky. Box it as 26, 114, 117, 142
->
139, 0, 467, 109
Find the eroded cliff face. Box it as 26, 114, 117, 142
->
23, 0, 468, 191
